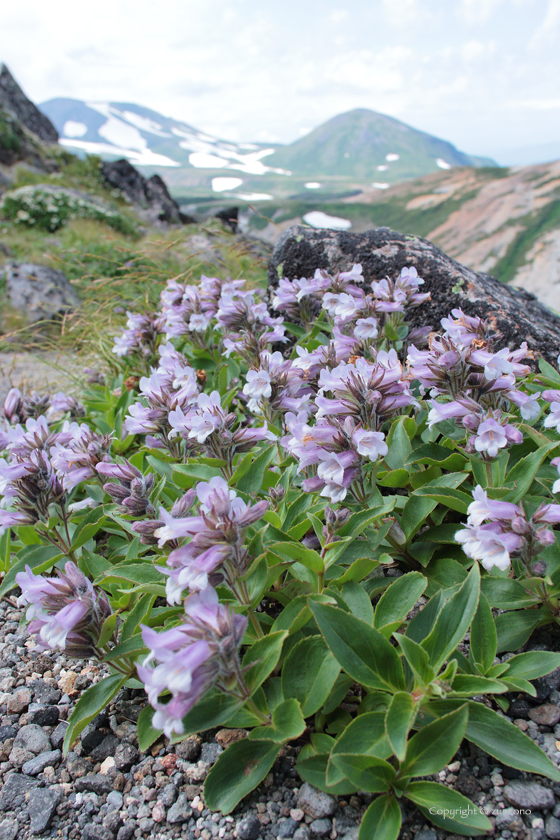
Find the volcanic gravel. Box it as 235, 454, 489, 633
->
3, 597, 560, 840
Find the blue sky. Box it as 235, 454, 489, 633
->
1, 0, 559, 159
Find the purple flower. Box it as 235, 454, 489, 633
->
155, 476, 268, 603
97, 459, 156, 517
456, 522, 523, 571
137, 586, 247, 737
467, 486, 521, 526
50, 424, 113, 490
112, 311, 165, 358
16, 562, 111, 656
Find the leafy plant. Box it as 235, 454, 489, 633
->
3, 261, 560, 838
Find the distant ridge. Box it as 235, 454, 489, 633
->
41, 99, 495, 185
266, 108, 495, 182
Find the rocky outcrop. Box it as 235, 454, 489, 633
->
1, 263, 79, 323
100, 159, 191, 225
268, 225, 560, 366
0, 64, 58, 144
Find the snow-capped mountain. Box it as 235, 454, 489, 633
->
39, 98, 288, 175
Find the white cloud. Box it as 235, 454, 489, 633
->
0, 0, 558, 155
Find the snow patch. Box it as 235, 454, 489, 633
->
372, 182, 390, 189
436, 158, 452, 169
304, 182, 321, 189
63, 121, 87, 138
212, 177, 243, 192
376, 165, 389, 171
303, 211, 351, 230
386, 153, 400, 161
236, 192, 273, 201
122, 111, 171, 137
98, 117, 147, 152
58, 138, 180, 167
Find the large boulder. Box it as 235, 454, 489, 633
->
1, 262, 80, 323
0, 64, 58, 144
268, 225, 560, 366
100, 159, 190, 225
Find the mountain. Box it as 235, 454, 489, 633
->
41, 100, 494, 190
39, 98, 286, 175
265, 109, 494, 183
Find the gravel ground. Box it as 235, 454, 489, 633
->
3, 598, 560, 840
0, 351, 82, 405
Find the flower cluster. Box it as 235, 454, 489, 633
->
113, 312, 166, 359
409, 309, 536, 458
456, 485, 560, 572
138, 587, 247, 737
97, 459, 156, 517
15, 562, 111, 656
153, 476, 268, 604
242, 350, 313, 423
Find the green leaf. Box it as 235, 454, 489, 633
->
63, 673, 128, 754
96, 563, 164, 588
121, 593, 156, 641
97, 612, 118, 648
310, 602, 405, 692
373, 572, 427, 629
466, 700, 560, 780
406, 590, 445, 643
406, 782, 492, 835
395, 634, 434, 687
421, 565, 480, 669
400, 705, 468, 777
137, 705, 162, 752
243, 631, 288, 692
248, 698, 305, 743
469, 593, 497, 674
385, 692, 416, 762
406, 443, 466, 471
400, 495, 438, 541
296, 754, 357, 795
481, 577, 541, 609
504, 651, 560, 680
341, 581, 374, 624
236, 446, 276, 494
269, 541, 324, 574
331, 754, 395, 792
413, 485, 472, 514
172, 692, 244, 740
359, 794, 401, 840
282, 636, 341, 717
70, 506, 106, 551
495, 610, 542, 653
0, 544, 63, 598
103, 633, 147, 662
450, 675, 508, 695
204, 739, 281, 814
504, 442, 559, 502
377, 469, 410, 488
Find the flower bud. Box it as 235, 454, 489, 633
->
511, 515, 531, 535
532, 561, 547, 575
171, 488, 197, 517
536, 527, 555, 547
387, 520, 406, 546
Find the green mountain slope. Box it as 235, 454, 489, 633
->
266, 109, 491, 182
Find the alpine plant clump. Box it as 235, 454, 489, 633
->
4, 262, 560, 839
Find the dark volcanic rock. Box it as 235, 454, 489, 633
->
267, 225, 560, 367
1, 262, 80, 323
215, 206, 238, 233
28, 786, 62, 834
0, 773, 41, 811
100, 159, 189, 224
0, 64, 58, 143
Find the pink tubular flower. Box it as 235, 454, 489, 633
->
137, 586, 247, 737
456, 522, 522, 571
467, 486, 521, 526
155, 476, 269, 603
16, 562, 111, 656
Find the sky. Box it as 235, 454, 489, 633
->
2, 0, 559, 160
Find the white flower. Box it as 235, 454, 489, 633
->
243, 369, 272, 399
474, 419, 508, 458
352, 429, 388, 459
354, 317, 378, 339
